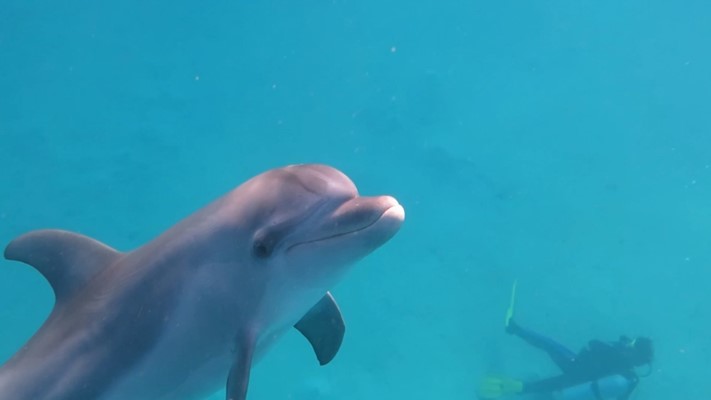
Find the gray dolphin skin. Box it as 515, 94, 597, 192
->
0, 164, 405, 400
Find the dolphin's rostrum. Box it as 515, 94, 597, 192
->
0, 164, 405, 400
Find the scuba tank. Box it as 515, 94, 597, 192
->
552, 375, 632, 400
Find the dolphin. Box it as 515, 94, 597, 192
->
0, 163, 404, 400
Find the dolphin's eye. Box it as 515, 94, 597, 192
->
253, 240, 273, 259
253, 229, 279, 259
253, 220, 292, 259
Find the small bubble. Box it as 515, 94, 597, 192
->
194, 75, 200, 81
390, 46, 397, 53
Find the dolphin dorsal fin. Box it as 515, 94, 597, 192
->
4, 229, 122, 302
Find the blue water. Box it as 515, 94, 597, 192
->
1, 0, 709, 399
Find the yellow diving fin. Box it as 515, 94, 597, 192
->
504, 280, 517, 329
477, 375, 524, 399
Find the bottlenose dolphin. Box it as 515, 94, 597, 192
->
0, 164, 404, 400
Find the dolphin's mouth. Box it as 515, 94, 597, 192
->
286, 197, 404, 252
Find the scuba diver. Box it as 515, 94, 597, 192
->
477, 282, 654, 400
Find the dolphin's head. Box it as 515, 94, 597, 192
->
224, 164, 404, 327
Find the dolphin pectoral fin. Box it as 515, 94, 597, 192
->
294, 291, 345, 365
226, 336, 256, 400
4, 229, 122, 302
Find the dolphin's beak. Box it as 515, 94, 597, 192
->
287, 195, 404, 252
379, 196, 405, 223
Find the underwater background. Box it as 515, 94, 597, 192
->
1, 0, 709, 399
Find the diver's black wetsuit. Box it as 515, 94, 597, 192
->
507, 321, 638, 399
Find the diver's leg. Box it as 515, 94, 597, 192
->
507, 320, 576, 371
521, 374, 577, 394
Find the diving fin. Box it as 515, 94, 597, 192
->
477, 375, 523, 399
504, 280, 517, 329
